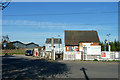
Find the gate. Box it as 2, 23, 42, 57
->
63, 51, 81, 60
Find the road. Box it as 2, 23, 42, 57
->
2, 54, 119, 79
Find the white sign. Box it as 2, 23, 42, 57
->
87, 46, 101, 55
76, 52, 81, 59
101, 52, 110, 58
115, 51, 119, 59
34, 48, 39, 56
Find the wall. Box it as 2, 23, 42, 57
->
45, 44, 64, 52
91, 42, 99, 46
79, 42, 99, 46
65, 46, 79, 51
65, 42, 99, 52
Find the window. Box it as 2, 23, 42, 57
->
67, 47, 69, 51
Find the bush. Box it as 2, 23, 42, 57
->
112, 60, 120, 62
93, 59, 98, 61
107, 60, 111, 62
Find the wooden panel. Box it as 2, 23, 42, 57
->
66, 46, 70, 51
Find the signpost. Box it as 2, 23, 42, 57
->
3, 43, 7, 55
3, 43, 6, 48
115, 51, 119, 59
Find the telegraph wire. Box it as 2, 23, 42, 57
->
2, 22, 117, 26
2, 11, 118, 16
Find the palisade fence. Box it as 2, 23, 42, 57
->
63, 51, 120, 60
63, 51, 81, 60
100, 51, 120, 60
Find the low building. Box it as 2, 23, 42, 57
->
64, 30, 101, 60
11, 41, 39, 49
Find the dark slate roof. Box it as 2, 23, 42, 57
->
65, 30, 100, 45
26, 42, 39, 46
11, 41, 24, 44
11, 41, 39, 48
46, 38, 62, 44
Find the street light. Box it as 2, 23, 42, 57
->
106, 33, 111, 51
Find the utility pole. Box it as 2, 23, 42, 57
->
83, 45, 86, 60
51, 37, 55, 60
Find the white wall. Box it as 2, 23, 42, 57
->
45, 44, 64, 52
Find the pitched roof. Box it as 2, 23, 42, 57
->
65, 30, 100, 45
25, 42, 39, 46
46, 38, 62, 44
11, 41, 24, 44
11, 41, 39, 46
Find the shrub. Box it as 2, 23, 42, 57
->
107, 60, 111, 62
93, 59, 98, 61
112, 60, 120, 62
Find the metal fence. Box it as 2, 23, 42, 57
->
63, 51, 81, 60
99, 51, 120, 60
63, 51, 120, 60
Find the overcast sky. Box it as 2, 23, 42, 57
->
2, 2, 118, 46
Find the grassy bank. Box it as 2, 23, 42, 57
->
1, 49, 26, 55
1, 53, 25, 55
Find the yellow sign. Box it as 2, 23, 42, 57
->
83, 45, 86, 47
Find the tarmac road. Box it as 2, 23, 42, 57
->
58, 60, 118, 78
2, 54, 119, 79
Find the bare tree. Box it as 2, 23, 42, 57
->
2, 35, 10, 42
0, 0, 11, 10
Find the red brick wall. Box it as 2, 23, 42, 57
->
65, 46, 79, 51
66, 46, 70, 51
91, 43, 99, 46
79, 42, 99, 46
66, 42, 99, 51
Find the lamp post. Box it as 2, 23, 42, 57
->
106, 33, 111, 51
